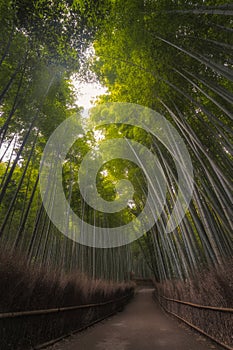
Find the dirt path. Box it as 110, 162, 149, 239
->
49, 288, 220, 350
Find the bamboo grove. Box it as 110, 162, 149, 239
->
0, 0, 232, 283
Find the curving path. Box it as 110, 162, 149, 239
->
49, 288, 221, 350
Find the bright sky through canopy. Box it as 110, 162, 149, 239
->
73, 80, 107, 109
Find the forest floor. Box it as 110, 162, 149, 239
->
47, 287, 222, 350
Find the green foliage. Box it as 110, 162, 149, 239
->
89, 0, 233, 280
0, 0, 232, 283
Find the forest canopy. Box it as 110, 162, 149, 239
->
0, 0, 232, 282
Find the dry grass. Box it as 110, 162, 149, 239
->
0, 247, 135, 349
155, 260, 233, 347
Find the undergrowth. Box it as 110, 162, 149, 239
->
155, 261, 233, 347
0, 247, 135, 349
